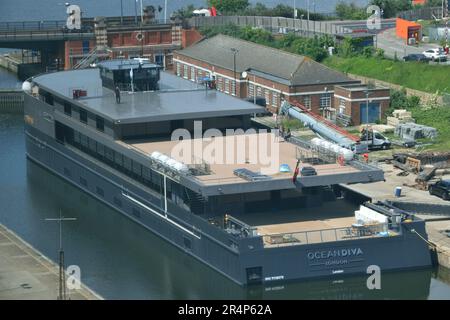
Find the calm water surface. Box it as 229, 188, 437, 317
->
0, 114, 450, 299
1, 0, 450, 300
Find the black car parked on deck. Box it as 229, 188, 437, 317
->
429, 180, 450, 201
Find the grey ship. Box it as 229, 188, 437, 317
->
23, 59, 431, 285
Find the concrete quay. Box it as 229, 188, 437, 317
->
0, 224, 101, 300
346, 163, 450, 270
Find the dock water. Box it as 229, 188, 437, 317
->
0, 89, 23, 113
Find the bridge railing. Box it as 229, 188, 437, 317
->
0, 20, 67, 32
0, 30, 94, 41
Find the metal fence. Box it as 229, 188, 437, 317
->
398, 7, 443, 21
0, 90, 24, 113
188, 16, 350, 37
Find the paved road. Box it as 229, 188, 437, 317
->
0, 224, 101, 300
377, 28, 449, 64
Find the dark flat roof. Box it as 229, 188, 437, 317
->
33, 68, 264, 124
98, 59, 160, 70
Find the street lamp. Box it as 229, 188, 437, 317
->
231, 48, 239, 96
365, 89, 370, 144
242, 70, 257, 105
119, 0, 123, 25
45, 210, 77, 301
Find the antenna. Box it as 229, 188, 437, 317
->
45, 210, 77, 300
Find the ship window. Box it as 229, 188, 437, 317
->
113, 196, 122, 207
88, 138, 97, 153
80, 177, 87, 187
132, 161, 142, 178
183, 237, 192, 250
104, 147, 114, 162
114, 152, 123, 168
96, 187, 104, 197
97, 143, 105, 157
64, 103, 72, 116
79, 109, 87, 124
132, 208, 141, 218
246, 267, 263, 285
63, 167, 71, 178
96, 117, 104, 132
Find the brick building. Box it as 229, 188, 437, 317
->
334, 84, 391, 126
64, 17, 182, 70
173, 34, 360, 115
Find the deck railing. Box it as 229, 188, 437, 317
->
263, 223, 398, 247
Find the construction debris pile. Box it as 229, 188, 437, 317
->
387, 109, 414, 126
392, 152, 450, 190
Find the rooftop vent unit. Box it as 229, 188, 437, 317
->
233, 168, 271, 182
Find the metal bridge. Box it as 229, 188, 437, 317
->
0, 20, 94, 46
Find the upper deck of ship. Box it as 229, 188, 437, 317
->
32, 68, 264, 124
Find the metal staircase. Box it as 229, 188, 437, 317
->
72, 46, 109, 70
185, 188, 206, 215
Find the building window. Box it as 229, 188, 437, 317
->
272, 92, 278, 107
320, 93, 332, 109
176, 62, 181, 76
339, 98, 346, 114
217, 77, 223, 91
248, 83, 254, 97
303, 96, 312, 110
265, 90, 270, 106
256, 86, 262, 97
64, 103, 72, 116
224, 79, 230, 94
96, 116, 104, 132
183, 65, 188, 79
197, 70, 203, 79
79, 109, 87, 124
190, 67, 195, 81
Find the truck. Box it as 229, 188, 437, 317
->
360, 129, 392, 150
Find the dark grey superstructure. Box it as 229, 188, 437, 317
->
23, 60, 431, 285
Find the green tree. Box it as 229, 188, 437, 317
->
370, 0, 412, 18
207, 0, 250, 14
172, 4, 196, 20
335, 2, 367, 20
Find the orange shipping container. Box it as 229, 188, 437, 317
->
396, 18, 422, 43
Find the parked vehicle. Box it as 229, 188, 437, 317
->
422, 48, 447, 62
428, 180, 450, 201
360, 129, 392, 150
300, 166, 317, 177
402, 54, 430, 62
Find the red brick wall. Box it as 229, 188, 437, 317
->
108, 30, 172, 47
174, 53, 360, 114
182, 29, 203, 48
334, 86, 390, 125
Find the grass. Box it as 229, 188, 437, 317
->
408, 106, 450, 151
323, 56, 450, 95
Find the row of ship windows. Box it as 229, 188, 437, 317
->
63, 168, 147, 220
59, 124, 193, 212
63, 163, 193, 250
63, 103, 105, 132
